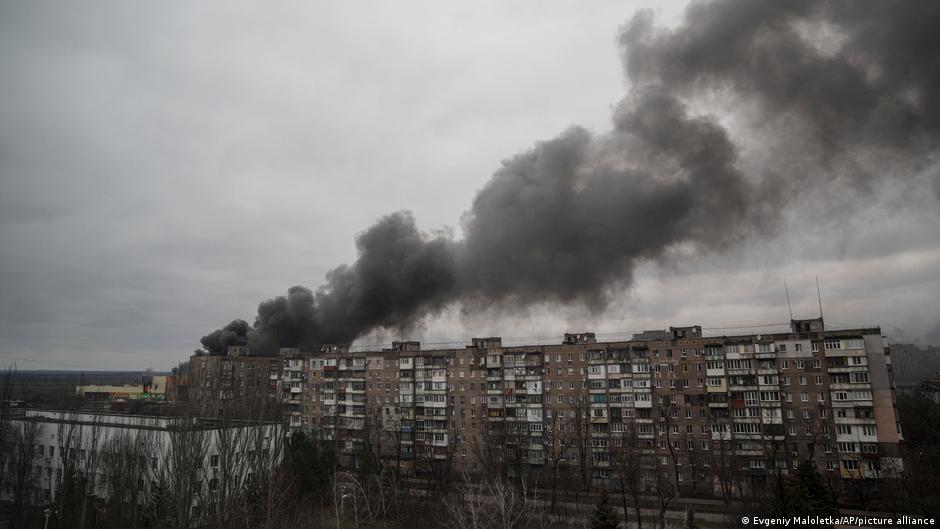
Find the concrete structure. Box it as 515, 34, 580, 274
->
921, 379, 940, 403
187, 350, 279, 403
192, 318, 904, 494
1, 409, 282, 511
75, 375, 169, 401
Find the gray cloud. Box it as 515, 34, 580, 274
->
2, 1, 939, 367
200, 0, 940, 355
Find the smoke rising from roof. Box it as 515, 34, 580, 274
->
200, 0, 940, 355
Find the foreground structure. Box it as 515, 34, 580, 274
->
189, 317, 902, 496
0, 408, 282, 523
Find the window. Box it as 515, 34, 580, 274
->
759, 391, 779, 401
845, 338, 865, 349
744, 392, 759, 406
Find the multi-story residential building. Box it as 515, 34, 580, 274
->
188, 346, 280, 404
194, 318, 903, 495
1, 409, 283, 513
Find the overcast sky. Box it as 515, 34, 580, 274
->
2, 1, 939, 371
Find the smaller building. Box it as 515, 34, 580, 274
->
75, 375, 169, 401
921, 379, 940, 403
1, 409, 283, 514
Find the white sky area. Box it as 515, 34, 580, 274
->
1, 1, 938, 370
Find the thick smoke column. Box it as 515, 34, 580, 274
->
199, 319, 250, 354
201, 0, 940, 355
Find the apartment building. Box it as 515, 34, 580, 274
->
188, 346, 280, 404
194, 318, 901, 494
1, 409, 282, 511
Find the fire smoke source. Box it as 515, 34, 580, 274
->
200, 0, 940, 355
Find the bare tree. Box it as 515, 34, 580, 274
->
611, 416, 645, 529
650, 459, 677, 529
7, 417, 43, 528
76, 413, 104, 529
149, 411, 210, 529
709, 414, 739, 505
657, 399, 682, 490
444, 473, 546, 529
541, 408, 572, 512
99, 426, 157, 529
568, 388, 593, 491
0, 366, 19, 498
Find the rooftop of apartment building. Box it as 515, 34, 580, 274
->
215, 317, 884, 359
8, 408, 280, 430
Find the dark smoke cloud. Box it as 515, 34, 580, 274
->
199, 319, 250, 355
201, 212, 457, 354
459, 89, 763, 309
622, 1, 940, 188
201, 0, 940, 355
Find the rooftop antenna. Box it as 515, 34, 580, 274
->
784, 281, 794, 320
816, 276, 824, 320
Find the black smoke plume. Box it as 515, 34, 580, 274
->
200, 0, 940, 355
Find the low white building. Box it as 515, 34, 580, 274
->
1, 409, 283, 518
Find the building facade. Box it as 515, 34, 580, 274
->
1, 409, 282, 517
194, 318, 903, 495
187, 346, 280, 404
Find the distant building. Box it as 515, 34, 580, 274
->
921, 379, 940, 403
75, 375, 168, 401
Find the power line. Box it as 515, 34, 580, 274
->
0, 354, 111, 371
